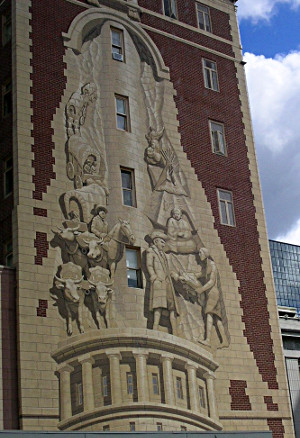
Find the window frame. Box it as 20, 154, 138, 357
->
202, 59, 219, 92
217, 189, 236, 227
209, 120, 227, 156
126, 372, 134, 395
75, 382, 83, 407
130, 422, 136, 431
102, 375, 108, 397
196, 3, 212, 32
152, 373, 160, 395
125, 246, 143, 289
115, 94, 130, 132
198, 385, 206, 408
121, 167, 136, 207
2, 10, 11, 46
111, 27, 125, 62
4, 156, 13, 198
176, 376, 184, 399
163, 0, 177, 19
2, 79, 12, 118
157, 423, 163, 431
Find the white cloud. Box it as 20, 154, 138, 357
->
237, 0, 300, 21
244, 51, 300, 154
276, 219, 300, 245
244, 51, 300, 239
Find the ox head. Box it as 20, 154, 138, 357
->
88, 278, 113, 310
83, 237, 103, 260
118, 219, 136, 245
52, 225, 80, 242
55, 275, 84, 303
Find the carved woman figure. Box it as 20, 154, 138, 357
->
179, 248, 229, 348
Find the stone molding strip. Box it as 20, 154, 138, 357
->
58, 401, 223, 431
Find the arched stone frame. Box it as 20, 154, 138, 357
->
62, 7, 170, 79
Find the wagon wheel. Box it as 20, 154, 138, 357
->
74, 175, 83, 189
66, 161, 75, 180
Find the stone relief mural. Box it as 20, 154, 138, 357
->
50, 19, 230, 350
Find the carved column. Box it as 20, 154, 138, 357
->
107, 352, 122, 404
204, 371, 218, 420
57, 364, 74, 421
185, 363, 200, 412
161, 355, 175, 405
78, 354, 95, 412
133, 351, 149, 402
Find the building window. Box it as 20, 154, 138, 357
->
4, 157, 13, 197
217, 189, 236, 226
180, 426, 187, 431
102, 375, 108, 397
2, 10, 11, 46
4, 241, 12, 267
163, 0, 177, 19
152, 373, 160, 395
198, 386, 206, 408
103, 425, 110, 431
130, 422, 135, 431
197, 3, 211, 32
126, 247, 143, 288
127, 372, 134, 394
203, 59, 219, 91
176, 376, 184, 399
75, 382, 83, 406
111, 27, 124, 62
210, 121, 226, 155
2, 80, 12, 117
121, 168, 136, 207
157, 423, 163, 431
115, 95, 130, 131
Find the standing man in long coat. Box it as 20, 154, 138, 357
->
146, 231, 179, 336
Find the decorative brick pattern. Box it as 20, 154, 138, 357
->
264, 396, 279, 411
267, 418, 285, 438
34, 232, 49, 265
36, 299, 48, 317
229, 380, 252, 411
30, 0, 84, 200
33, 207, 47, 217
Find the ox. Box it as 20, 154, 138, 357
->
52, 226, 89, 276
88, 276, 113, 329
55, 273, 85, 335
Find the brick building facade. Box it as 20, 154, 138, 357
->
0, 0, 295, 435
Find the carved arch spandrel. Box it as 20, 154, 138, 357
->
62, 7, 170, 79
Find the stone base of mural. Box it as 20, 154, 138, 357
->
52, 328, 221, 431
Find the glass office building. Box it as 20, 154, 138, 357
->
269, 239, 300, 314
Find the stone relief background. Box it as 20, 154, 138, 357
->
48, 16, 239, 352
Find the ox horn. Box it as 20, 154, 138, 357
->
74, 276, 84, 284
54, 275, 66, 284
87, 278, 97, 287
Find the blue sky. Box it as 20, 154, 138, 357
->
236, 0, 300, 244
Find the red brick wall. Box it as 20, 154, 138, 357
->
229, 380, 252, 411
1, 267, 18, 429
0, 2, 13, 265
30, 0, 84, 200
138, 0, 232, 40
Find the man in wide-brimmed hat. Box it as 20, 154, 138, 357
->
90, 205, 109, 240
146, 230, 179, 336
